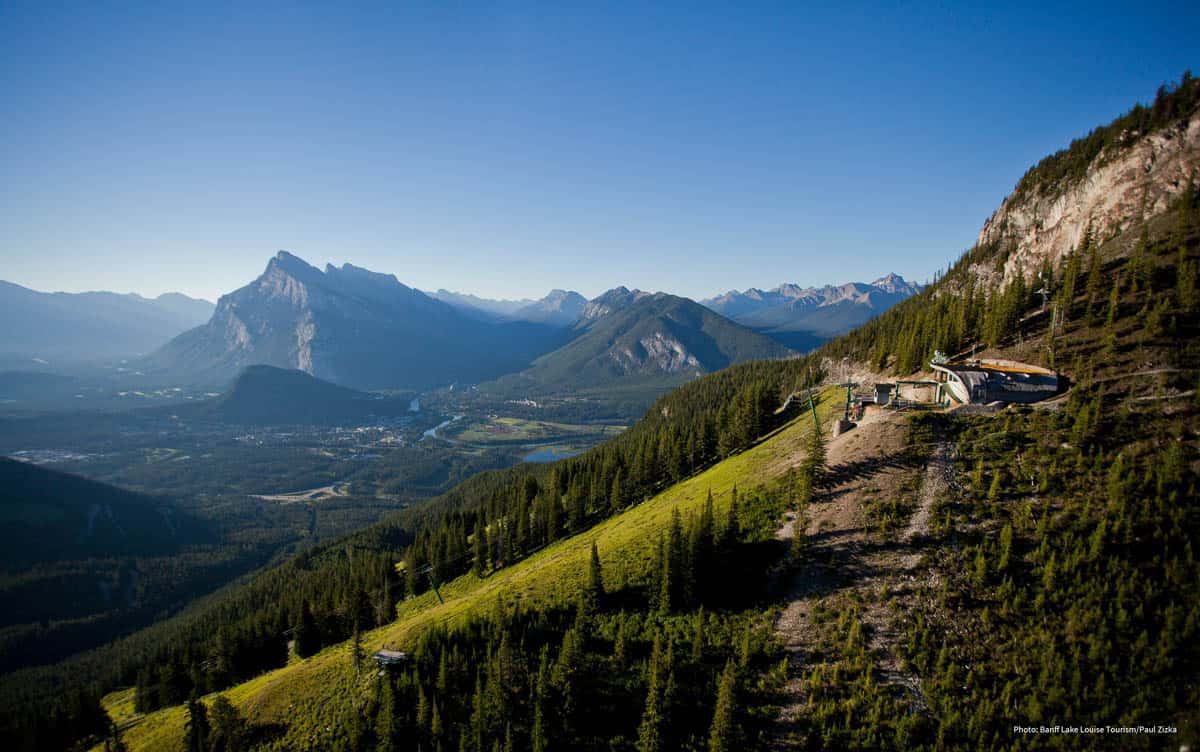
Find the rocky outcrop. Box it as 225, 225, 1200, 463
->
577, 287, 652, 325
974, 114, 1200, 289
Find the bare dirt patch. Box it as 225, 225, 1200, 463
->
767, 406, 953, 748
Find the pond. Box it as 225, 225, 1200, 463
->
522, 447, 580, 463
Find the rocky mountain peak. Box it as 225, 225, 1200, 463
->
972, 76, 1200, 292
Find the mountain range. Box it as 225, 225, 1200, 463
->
0, 282, 213, 366
138, 254, 801, 395
701, 273, 923, 347
3, 257, 916, 398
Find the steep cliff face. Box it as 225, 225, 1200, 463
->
973, 103, 1199, 289
148, 252, 568, 389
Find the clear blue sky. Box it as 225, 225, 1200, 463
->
2, 1, 1196, 303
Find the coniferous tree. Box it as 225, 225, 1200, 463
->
584, 541, 604, 615
719, 487, 741, 556
636, 635, 667, 752
294, 600, 320, 658
988, 471, 1003, 502
803, 420, 827, 490
375, 677, 396, 752
473, 516, 489, 578
183, 693, 210, 752
208, 695, 246, 752
351, 623, 364, 676
707, 660, 738, 752
531, 647, 551, 752
656, 533, 674, 615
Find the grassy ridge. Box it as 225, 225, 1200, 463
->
104, 391, 839, 751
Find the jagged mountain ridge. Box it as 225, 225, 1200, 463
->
702, 273, 923, 337
147, 252, 569, 390
577, 286, 653, 326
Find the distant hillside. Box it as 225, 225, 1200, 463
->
702, 273, 922, 348
0, 457, 197, 568
0, 282, 213, 365
205, 365, 411, 425
147, 252, 570, 390
493, 292, 793, 394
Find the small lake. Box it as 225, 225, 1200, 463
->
522, 448, 580, 463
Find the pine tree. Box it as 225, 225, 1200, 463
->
988, 471, 1003, 502
1104, 273, 1121, 327
553, 628, 584, 735
610, 469, 625, 512
719, 487, 741, 555
184, 693, 210, 752
707, 660, 738, 752
294, 600, 320, 658
133, 667, 155, 713
531, 647, 551, 752
1084, 231, 1103, 321
208, 695, 246, 752
791, 501, 808, 559
473, 516, 489, 578
351, 623, 364, 676
656, 533, 674, 614
636, 635, 667, 752
666, 508, 685, 610
583, 541, 604, 616
998, 523, 1014, 573
376, 677, 396, 752
803, 418, 828, 489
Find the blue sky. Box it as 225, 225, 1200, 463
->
1, 2, 1196, 302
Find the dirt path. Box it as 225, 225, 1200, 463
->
767, 408, 953, 748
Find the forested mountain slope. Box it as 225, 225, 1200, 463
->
485, 292, 794, 402
202, 366, 412, 426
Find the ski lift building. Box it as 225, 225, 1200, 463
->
931, 359, 1060, 405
